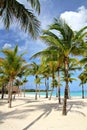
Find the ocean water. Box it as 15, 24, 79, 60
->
25, 91, 87, 97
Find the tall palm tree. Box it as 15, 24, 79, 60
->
40, 18, 87, 115
0, 0, 40, 38
1, 45, 26, 107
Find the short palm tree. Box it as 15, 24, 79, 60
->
29, 62, 40, 100
78, 72, 87, 99
0, 0, 40, 38
30, 46, 63, 102
1, 45, 26, 107
38, 59, 50, 98
0, 75, 9, 99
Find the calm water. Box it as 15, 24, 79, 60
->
26, 91, 87, 97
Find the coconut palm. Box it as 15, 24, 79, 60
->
29, 62, 40, 100
40, 18, 87, 115
34, 76, 42, 98
31, 46, 63, 102
1, 45, 26, 107
78, 72, 87, 99
38, 60, 50, 98
22, 78, 28, 97
0, 75, 9, 99
0, 0, 40, 38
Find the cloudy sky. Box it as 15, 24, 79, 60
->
0, 0, 87, 59
0, 0, 87, 90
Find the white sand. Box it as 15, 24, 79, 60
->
0, 94, 87, 130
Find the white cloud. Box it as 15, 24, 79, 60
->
60, 6, 87, 30
3, 43, 12, 49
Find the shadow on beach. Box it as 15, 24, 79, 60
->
0, 96, 87, 129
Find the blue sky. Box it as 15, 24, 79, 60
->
0, 0, 87, 91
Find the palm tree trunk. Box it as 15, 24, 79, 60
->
49, 69, 55, 100
1, 84, 5, 99
46, 77, 49, 98
82, 83, 84, 99
35, 75, 38, 100
62, 57, 69, 115
56, 87, 58, 97
35, 84, 38, 100
58, 67, 61, 104
8, 78, 13, 108
49, 87, 54, 100
24, 84, 26, 97
38, 84, 40, 98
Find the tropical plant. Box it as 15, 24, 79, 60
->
0, 45, 26, 107
78, 72, 87, 99
30, 46, 63, 101
29, 62, 40, 100
0, 0, 40, 38
22, 77, 28, 97
0, 75, 9, 99
40, 18, 87, 115
34, 76, 42, 98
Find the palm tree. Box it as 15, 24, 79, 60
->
40, 18, 87, 115
22, 78, 28, 97
78, 72, 87, 99
0, 75, 9, 99
34, 76, 42, 98
0, 0, 40, 38
30, 46, 63, 101
38, 61, 50, 98
1, 45, 26, 107
29, 62, 40, 100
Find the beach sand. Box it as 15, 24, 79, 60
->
0, 94, 87, 130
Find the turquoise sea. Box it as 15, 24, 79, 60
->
25, 91, 87, 97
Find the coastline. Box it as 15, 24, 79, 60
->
0, 94, 87, 130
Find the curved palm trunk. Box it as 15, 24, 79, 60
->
62, 57, 69, 115
8, 78, 13, 108
58, 67, 61, 104
82, 82, 84, 99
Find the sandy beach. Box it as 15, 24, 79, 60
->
0, 94, 87, 130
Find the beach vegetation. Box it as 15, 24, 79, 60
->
0, 45, 27, 107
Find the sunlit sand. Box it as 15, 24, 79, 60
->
0, 94, 87, 130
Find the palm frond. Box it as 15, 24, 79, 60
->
74, 26, 87, 40
2, 0, 40, 39
27, 0, 40, 14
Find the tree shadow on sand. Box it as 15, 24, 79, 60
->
0, 97, 87, 129
23, 98, 87, 130
67, 99, 87, 116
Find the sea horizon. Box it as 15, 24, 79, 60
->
25, 90, 87, 97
